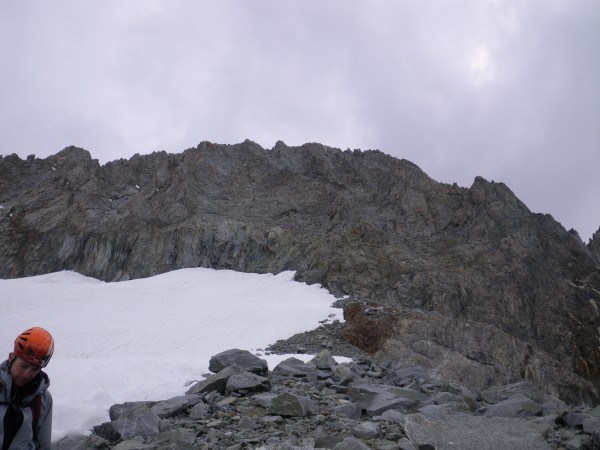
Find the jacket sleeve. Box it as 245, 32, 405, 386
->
35, 391, 52, 450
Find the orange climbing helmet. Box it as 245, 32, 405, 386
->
13, 327, 54, 368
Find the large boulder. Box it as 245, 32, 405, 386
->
269, 392, 317, 417
403, 407, 552, 450
224, 372, 272, 395
273, 357, 317, 378
94, 407, 161, 443
186, 365, 246, 395
208, 348, 268, 374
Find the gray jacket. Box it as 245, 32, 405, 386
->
0, 360, 52, 450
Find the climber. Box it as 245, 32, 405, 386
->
0, 327, 54, 450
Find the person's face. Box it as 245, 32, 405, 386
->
8, 354, 41, 387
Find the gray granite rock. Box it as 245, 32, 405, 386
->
373, 409, 405, 424
482, 393, 543, 418
150, 395, 201, 419
3, 144, 599, 404
188, 401, 210, 420
332, 402, 362, 419
109, 401, 157, 421
112, 436, 149, 450
53, 348, 598, 450
50, 435, 98, 450
208, 348, 268, 374
352, 421, 379, 439
185, 365, 245, 395
582, 416, 600, 435
155, 428, 196, 446
93, 409, 161, 443
273, 357, 317, 378
224, 371, 271, 395
309, 349, 338, 370
333, 436, 371, 450
365, 392, 410, 417
404, 408, 552, 450
480, 381, 550, 405
269, 392, 317, 417
332, 364, 356, 386
314, 431, 343, 448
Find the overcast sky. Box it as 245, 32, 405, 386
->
1, 1, 598, 241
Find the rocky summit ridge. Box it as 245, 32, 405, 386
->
1, 141, 599, 410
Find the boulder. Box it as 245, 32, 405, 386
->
482, 393, 543, 418
188, 401, 210, 420
93, 409, 161, 443
373, 409, 405, 424
309, 349, 338, 370
333, 436, 371, 450
582, 416, 600, 435
224, 372, 272, 395
404, 408, 552, 450
269, 392, 317, 417
109, 401, 158, 420
332, 364, 356, 385
208, 348, 268, 374
480, 381, 550, 405
156, 428, 196, 447
314, 431, 343, 448
150, 395, 201, 419
273, 357, 317, 378
186, 365, 245, 395
384, 366, 429, 384
348, 381, 427, 410
112, 436, 150, 450
365, 392, 411, 417
560, 412, 592, 428
332, 402, 362, 419
352, 421, 379, 439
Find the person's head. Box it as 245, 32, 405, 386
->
8, 327, 54, 387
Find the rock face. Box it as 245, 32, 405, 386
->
51, 349, 600, 450
1, 141, 599, 403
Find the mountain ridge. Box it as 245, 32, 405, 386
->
1, 141, 599, 405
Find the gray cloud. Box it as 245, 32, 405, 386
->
1, 0, 598, 241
